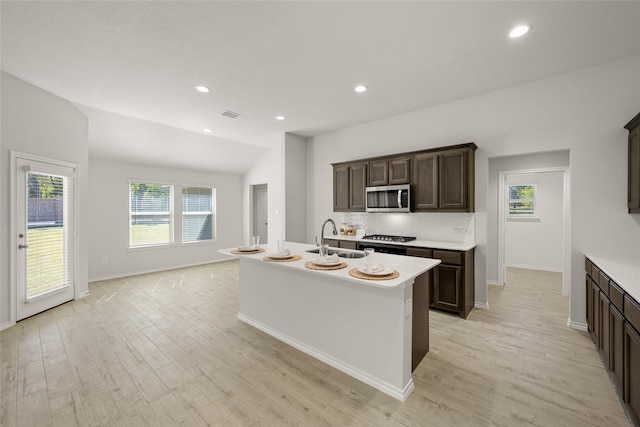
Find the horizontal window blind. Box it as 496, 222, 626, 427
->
26, 171, 72, 299
507, 184, 537, 217
182, 186, 215, 242
130, 182, 172, 246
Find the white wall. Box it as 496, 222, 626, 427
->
88, 157, 243, 281
284, 133, 307, 243
504, 171, 565, 272
1, 72, 89, 328
488, 150, 570, 282
307, 55, 640, 326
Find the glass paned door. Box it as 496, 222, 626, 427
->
16, 156, 76, 321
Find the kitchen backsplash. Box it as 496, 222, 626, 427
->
339, 212, 475, 244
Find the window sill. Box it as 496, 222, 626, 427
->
180, 239, 218, 247
128, 243, 177, 252
506, 217, 540, 222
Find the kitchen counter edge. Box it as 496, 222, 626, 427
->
584, 252, 640, 304
324, 235, 476, 252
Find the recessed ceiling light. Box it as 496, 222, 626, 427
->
509, 24, 531, 38
354, 85, 368, 93
195, 85, 210, 93
275, 115, 285, 121
203, 128, 212, 133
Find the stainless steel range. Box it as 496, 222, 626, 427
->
358, 235, 415, 255
362, 234, 416, 243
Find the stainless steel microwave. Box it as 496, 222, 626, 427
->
365, 184, 411, 213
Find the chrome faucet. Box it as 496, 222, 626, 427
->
320, 218, 338, 248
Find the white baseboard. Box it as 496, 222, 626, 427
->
0, 321, 15, 331
88, 257, 234, 283
76, 290, 91, 299
567, 319, 588, 331
505, 263, 563, 273
237, 313, 414, 402
474, 301, 489, 310
487, 279, 502, 286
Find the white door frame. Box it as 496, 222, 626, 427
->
9, 151, 79, 325
250, 183, 268, 245
498, 166, 571, 295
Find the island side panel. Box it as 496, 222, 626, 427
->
237, 258, 414, 400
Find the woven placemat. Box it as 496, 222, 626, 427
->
230, 248, 265, 255
304, 261, 348, 270
348, 268, 399, 281
263, 255, 302, 262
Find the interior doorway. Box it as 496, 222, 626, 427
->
251, 184, 268, 245
498, 167, 570, 295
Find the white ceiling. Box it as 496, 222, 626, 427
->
2, 1, 639, 172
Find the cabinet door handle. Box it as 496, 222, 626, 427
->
19, 244, 29, 249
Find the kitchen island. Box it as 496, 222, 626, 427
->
220, 241, 440, 401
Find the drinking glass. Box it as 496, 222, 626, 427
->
364, 248, 374, 267
277, 240, 286, 254
251, 236, 260, 249
319, 244, 329, 257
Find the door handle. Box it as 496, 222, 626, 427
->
19, 244, 29, 249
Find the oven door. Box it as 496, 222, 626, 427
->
366, 185, 411, 212
356, 241, 407, 255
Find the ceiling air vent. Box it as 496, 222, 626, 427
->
221, 110, 241, 119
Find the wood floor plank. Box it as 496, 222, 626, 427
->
0, 263, 632, 426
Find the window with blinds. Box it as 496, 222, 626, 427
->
26, 171, 72, 299
182, 186, 215, 242
129, 182, 173, 247
507, 184, 537, 218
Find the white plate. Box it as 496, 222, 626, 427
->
357, 265, 394, 276
312, 258, 342, 266
237, 246, 259, 252
268, 252, 293, 259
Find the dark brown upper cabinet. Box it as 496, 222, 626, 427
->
333, 143, 476, 213
333, 161, 368, 212
413, 144, 476, 212
413, 152, 439, 210
625, 112, 640, 214
369, 157, 411, 186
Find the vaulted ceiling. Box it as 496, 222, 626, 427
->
2, 1, 639, 172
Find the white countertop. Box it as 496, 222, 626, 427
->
324, 234, 477, 252
584, 252, 640, 303
220, 241, 440, 289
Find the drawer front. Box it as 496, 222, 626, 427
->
609, 281, 625, 312
625, 295, 640, 332
585, 257, 593, 276
406, 247, 433, 258
591, 264, 600, 281
340, 240, 357, 250
433, 250, 462, 265
598, 271, 610, 296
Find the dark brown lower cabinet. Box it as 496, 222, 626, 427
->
610, 305, 625, 391
625, 322, 640, 426
433, 264, 461, 311
412, 271, 430, 371
586, 276, 593, 334
586, 256, 639, 427
599, 292, 611, 368
407, 247, 474, 318
590, 279, 601, 347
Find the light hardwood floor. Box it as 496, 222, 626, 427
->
0, 263, 632, 426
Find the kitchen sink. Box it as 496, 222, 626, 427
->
305, 248, 365, 258
337, 252, 365, 258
